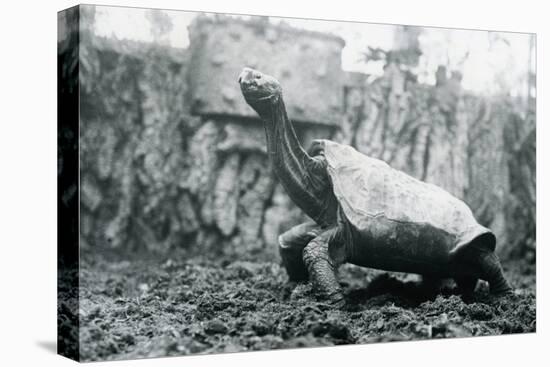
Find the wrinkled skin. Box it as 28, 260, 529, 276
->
239, 67, 282, 104
238, 67, 511, 307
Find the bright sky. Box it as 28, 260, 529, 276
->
91, 6, 535, 97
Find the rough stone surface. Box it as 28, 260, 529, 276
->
74, 19, 533, 259
235, 154, 274, 253
187, 15, 345, 126
213, 153, 241, 236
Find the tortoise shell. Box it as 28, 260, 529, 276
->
320, 139, 495, 274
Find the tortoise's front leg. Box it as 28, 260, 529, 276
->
302, 228, 345, 306
278, 221, 323, 281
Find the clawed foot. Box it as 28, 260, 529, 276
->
326, 291, 346, 309
282, 281, 301, 300
490, 280, 514, 297
491, 287, 515, 298
329, 296, 346, 309
285, 280, 346, 308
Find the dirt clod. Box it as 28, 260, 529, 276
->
205, 319, 229, 335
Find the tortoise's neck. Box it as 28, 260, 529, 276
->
255, 95, 325, 221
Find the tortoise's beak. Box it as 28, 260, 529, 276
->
238, 67, 260, 88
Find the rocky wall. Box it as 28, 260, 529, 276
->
74, 26, 534, 260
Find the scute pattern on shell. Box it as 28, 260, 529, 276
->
321, 140, 492, 252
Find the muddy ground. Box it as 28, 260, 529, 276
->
75, 250, 535, 362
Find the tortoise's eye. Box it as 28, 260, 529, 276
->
254, 73, 262, 79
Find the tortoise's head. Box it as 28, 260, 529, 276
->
238, 67, 282, 107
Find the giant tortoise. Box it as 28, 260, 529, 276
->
238, 67, 511, 306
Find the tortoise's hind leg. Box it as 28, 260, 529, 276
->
278, 221, 322, 281
478, 251, 513, 295
453, 247, 511, 296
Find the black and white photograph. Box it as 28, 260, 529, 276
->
55, 2, 537, 363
